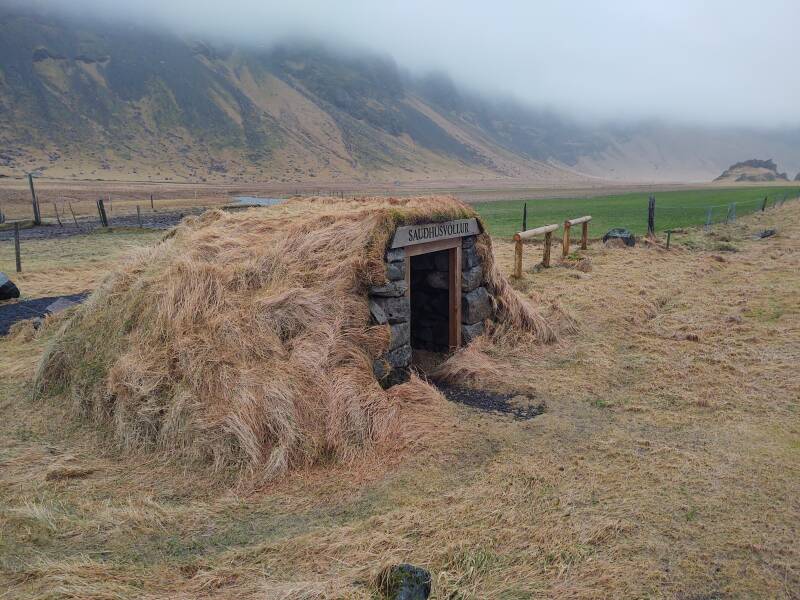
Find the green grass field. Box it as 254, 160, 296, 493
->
474, 186, 800, 238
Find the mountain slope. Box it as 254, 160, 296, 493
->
1, 6, 799, 184
0, 8, 581, 184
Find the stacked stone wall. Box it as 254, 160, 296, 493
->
370, 234, 494, 387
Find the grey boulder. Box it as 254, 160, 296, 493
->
386, 261, 406, 281
370, 281, 408, 297
389, 322, 410, 350
461, 321, 485, 344
386, 344, 412, 368
462, 286, 492, 324
0, 272, 20, 301
381, 563, 431, 600
372, 296, 410, 324
461, 265, 482, 292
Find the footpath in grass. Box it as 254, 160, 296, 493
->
475, 186, 800, 238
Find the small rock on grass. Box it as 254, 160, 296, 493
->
602, 228, 636, 247
380, 564, 431, 600
0, 272, 20, 301
604, 238, 628, 249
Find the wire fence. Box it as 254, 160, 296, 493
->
655, 194, 797, 232
481, 188, 800, 239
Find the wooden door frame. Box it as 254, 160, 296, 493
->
403, 238, 462, 349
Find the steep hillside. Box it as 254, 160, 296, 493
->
0, 7, 582, 184
1, 6, 799, 184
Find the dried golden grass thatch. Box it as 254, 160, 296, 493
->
35, 195, 553, 482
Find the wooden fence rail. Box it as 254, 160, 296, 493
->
513, 223, 559, 278
562, 215, 592, 258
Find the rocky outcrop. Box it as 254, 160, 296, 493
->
714, 159, 789, 182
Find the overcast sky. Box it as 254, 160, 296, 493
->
33, 0, 800, 128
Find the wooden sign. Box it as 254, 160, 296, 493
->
391, 218, 480, 248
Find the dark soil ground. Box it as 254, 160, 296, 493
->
433, 382, 545, 420
0, 293, 87, 335
412, 349, 544, 420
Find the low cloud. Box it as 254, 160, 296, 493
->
26, 0, 800, 128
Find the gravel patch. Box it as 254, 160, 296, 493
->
0, 293, 88, 335
433, 382, 544, 420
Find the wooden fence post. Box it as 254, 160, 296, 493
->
543, 231, 552, 267
14, 222, 21, 273
562, 220, 571, 257
150, 194, 154, 210
647, 195, 655, 239
514, 223, 559, 276
97, 199, 109, 227
666, 230, 672, 249
762, 197, 768, 212
136, 205, 142, 228
52, 202, 63, 227
68, 202, 80, 230
563, 216, 591, 257
28, 173, 41, 226
522, 202, 527, 232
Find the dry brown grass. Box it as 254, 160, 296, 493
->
0, 228, 163, 297
1, 200, 799, 599
33, 196, 550, 485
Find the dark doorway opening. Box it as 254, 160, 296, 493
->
410, 249, 450, 353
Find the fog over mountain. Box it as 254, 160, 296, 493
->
20, 0, 800, 127
1, 0, 799, 183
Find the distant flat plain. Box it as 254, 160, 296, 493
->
1, 177, 798, 238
